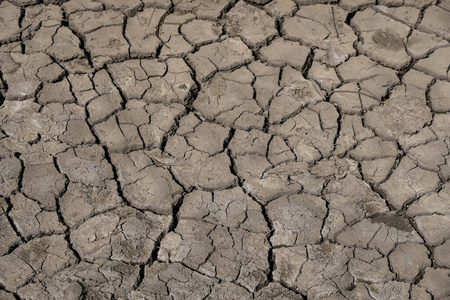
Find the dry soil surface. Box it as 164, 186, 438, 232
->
0, 0, 449, 299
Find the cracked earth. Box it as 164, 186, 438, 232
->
0, 0, 449, 299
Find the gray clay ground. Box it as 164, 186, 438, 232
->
0, 0, 449, 299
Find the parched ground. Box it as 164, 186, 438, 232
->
0, 0, 449, 299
